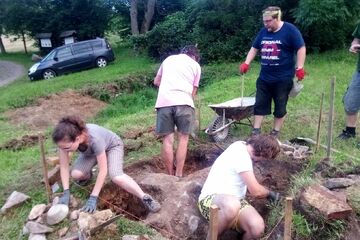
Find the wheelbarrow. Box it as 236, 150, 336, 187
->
205, 96, 255, 142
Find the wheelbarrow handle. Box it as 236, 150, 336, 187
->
205, 119, 236, 135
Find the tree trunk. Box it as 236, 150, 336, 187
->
21, 31, 27, 54
140, 0, 156, 34
130, 0, 139, 35
0, 35, 6, 54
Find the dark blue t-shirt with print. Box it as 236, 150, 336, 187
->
252, 22, 305, 82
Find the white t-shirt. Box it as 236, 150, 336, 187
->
155, 54, 201, 109
199, 141, 253, 201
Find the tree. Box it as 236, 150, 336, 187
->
0, 1, 6, 53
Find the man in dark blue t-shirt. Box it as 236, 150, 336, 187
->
240, 6, 306, 138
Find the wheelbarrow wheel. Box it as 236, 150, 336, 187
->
207, 116, 230, 142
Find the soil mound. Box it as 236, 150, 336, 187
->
4, 90, 107, 131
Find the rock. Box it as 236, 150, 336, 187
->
324, 178, 355, 189
188, 215, 200, 233
28, 204, 47, 220
69, 210, 80, 221
330, 190, 347, 202
46, 156, 59, 166
25, 221, 53, 234
300, 184, 353, 220
35, 214, 46, 224
77, 209, 113, 231
346, 184, 360, 215
1, 191, 30, 213
22, 225, 30, 235
57, 226, 69, 237
29, 233, 47, 240
46, 204, 69, 225
52, 196, 59, 206
347, 174, 360, 184
42, 165, 60, 185
70, 196, 81, 208
122, 235, 140, 240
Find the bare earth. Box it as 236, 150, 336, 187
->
0, 60, 25, 87
4, 90, 107, 131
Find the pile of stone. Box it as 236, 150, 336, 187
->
281, 141, 312, 160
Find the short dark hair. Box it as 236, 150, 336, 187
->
52, 115, 87, 143
246, 134, 280, 159
181, 45, 200, 62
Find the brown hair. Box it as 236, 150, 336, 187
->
52, 115, 87, 143
246, 134, 280, 159
181, 45, 201, 62
262, 6, 282, 20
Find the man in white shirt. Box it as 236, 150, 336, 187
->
198, 135, 281, 239
154, 45, 201, 177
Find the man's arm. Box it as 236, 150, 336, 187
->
296, 46, 306, 69
350, 38, 360, 53
240, 171, 269, 198
153, 74, 161, 87
244, 47, 258, 65
90, 151, 108, 196
192, 86, 198, 98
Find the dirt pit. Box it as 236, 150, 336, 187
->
4, 90, 107, 131
97, 144, 306, 239
0, 134, 40, 151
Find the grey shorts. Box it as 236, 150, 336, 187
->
343, 72, 360, 113
156, 105, 195, 135
72, 144, 124, 179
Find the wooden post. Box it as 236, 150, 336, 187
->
327, 77, 336, 158
197, 95, 201, 137
241, 74, 245, 106
39, 134, 52, 203
315, 93, 324, 153
209, 205, 219, 240
284, 197, 293, 240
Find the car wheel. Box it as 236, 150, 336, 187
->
96, 57, 107, 68
43, 69, 56, 79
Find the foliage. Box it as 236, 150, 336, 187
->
292, 0, 360, 52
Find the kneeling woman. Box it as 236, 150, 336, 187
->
52, 116, 161, 213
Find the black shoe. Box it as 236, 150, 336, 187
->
75, 172, 93, 186
142, 194, 161, 212
337, 130, 355, 140
251, 128, 261, 136
270, 129, 280, 138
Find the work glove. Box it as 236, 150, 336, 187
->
267, 191, 281, 204
58, 189, 70, 206
239, 62, 250, 74
81, 195, 98, 213
295, 67, 305, 81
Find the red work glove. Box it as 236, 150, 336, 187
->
239, 63, 250, 74
295, 67, 306, 81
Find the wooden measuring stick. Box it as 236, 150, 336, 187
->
284, 197, 293, 240
39, 134, 52, 203
209, 205, 219, 240
241, 74, 245, 106
315, 93, 324, 153
326, 77, 336, 158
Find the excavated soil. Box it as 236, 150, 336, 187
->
0, 134, 40, 151
4, 90, 107, 131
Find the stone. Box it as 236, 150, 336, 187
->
300, 184, 353, 220
188, 215, 200, 233
330, 190, 347, 202
52, 196, 59, 206
69, 210, 80, 221
122, 235, 140, 240
77, 209, 113, 231
70, 195, 81, 208
46, 204, 69, 225
28, 204, 47, 220
46, 156, 59, 166
29, 233, 47, 240
346, 184, 360, 215
35, 214, 46, 224
25, 221, 53, 234
324, 178, 355, 189
57, 226, 69, 237
42, 165, 60, 185
1, 191, 30, 213
22, 225, 30, 235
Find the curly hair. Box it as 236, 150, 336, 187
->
246, 134, 280, 159
52, 115, 87, 143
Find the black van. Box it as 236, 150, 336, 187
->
28, 38, 115, 80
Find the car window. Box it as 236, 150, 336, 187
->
43, 50, 56, 61
56, 46, 73, 60
73, 42, 92, 55
90, 41, 103, 50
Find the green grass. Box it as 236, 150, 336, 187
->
0, 48, 359, 239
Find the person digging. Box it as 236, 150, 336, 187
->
52, 115, 161, 213
198, 135, 281, 239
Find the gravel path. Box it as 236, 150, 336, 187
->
0, 60, 26, 87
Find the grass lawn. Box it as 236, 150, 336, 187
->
0, 46, 358, 239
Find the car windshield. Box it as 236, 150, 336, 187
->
42, 50, 56, 62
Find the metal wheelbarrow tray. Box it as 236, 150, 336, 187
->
205, 97, 255, 142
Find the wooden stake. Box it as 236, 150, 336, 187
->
197, 95, 201, 136
327, 77, 336, 158
284, 197, 293, 240
209, 205, 219, 240
39, 134, 52, 203
241, 74, 245, 106
315, 93, 324, 153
